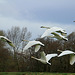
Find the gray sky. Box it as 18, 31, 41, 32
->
0, 0, 75, 39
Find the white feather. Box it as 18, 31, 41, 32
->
0, 36, 15, 47
23, 40, 44, 52
51, 32, 68, 41
41, 26, 67, 38
35, 45, 41, 52
70, 54, 75, 65
31, 51, 58, 65
40, 51, 46, 61
58, 50, 75, 57
46, 54, 58, 62
58, 50, 75, 65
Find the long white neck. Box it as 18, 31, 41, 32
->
41, 26, 50, 29
31, 56, 39, 60
47, 35, 54, 38
22, 40, 29, 42
31, 56, 46, 64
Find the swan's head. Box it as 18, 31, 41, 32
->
22, 39, 29, 42
57, 49, 63, 52
40, 26, 50, 29
31, 56, 35, 59
40, 26, 46, 28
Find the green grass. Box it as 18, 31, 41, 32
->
0, 72, 74, 75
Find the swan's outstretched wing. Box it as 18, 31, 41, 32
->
58, 50, 75, 57
51, 32, 68, 41
52, 27, 66, 34
40, 51, 46, 61
41, 26, 67, 38
35, 45, 41, 52
41, 28, 58, 38
46, 54, 58, 62
0, 36, 15, 47
41, 29, 53, 38
23, 41, 44, 51
40, 26, 66, 34
70, 54, 75, 65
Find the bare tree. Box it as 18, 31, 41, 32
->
4, 26, 31, 53
4, 26, 31, 71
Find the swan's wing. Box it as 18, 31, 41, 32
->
51, 32, 68, 41
36, 41, 44, 46
51, 32, 65, 38
41, 26, 66, 38
41, 29, 52, 38
35, 45, 41, 52
51, 32, 63, 40
70, 54, 75, 65
6, 40, 15, 47
34, 41, 44, 52
40, 51, 46, 61
0, 36, 15, 47
56, 31, 67, 36
0, 36, 11, 42
58, 50, 75, 57
41, 28, 57, 38
52, 27, 66, 34
51, 32, 60, 37
23, 41, 44, 50
23, 41, 33, 50
46, 54, 58, 62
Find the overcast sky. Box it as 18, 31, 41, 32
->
0, 0, 75, 39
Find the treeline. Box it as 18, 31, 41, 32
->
0, 26, 75, 72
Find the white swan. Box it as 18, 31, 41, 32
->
57, 49, 75, 65
0, 36, 15, 47
31, 51, 58, 65
41, 26, 67, 38
51, 32, 68, 41
23, 40, 44, 52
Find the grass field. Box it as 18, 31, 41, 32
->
0, 72, 74, 75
